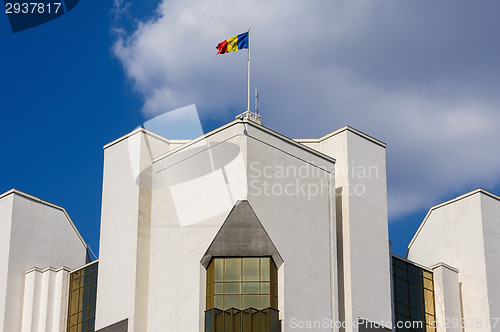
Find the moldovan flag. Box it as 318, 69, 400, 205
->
216, 32, 249, 54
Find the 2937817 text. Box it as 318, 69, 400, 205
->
5, 2, 62, 14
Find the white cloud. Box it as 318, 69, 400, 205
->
111, 0, 500, 219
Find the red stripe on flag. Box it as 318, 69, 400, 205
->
216, 40, 228, 54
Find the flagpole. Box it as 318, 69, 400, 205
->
247, 28, 251, 112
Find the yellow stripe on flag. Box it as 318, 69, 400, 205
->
226, 36, 239, 52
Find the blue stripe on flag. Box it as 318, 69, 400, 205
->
237, 32, 249, 50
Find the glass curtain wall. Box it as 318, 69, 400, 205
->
392, 256, 435, 332
67, 261, 99, 332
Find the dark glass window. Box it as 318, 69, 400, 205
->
67, 261, 98, 332
206, 257, 278, 311
392, 256, 435, 332
205, 257, 279, 332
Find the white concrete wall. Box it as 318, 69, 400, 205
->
407, 191, 498, 332
20, 267, 70, 332
247, 125, 336, 331
146, 120, 336, 331
97, 121, 391, 332
431, 263, 462, 332
0, 191, 87, 332
301, 127, 392, 331
96, 128, 170, 332
480, 194, 500, 325
0, 194, 14, 332
149, 123, 250, 332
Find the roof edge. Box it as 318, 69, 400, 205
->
392, 254, 434, 272
407, 188, 499, 252
69, 259, 99, 273
247, 119, 337, 164
103, 127, 172, 150
295, 125, 387, 148
430, 262, 459, 273
0, 189, 88, 250
152, 118, 336, 165
25, 266, 73, 274
152, 119, 240, 162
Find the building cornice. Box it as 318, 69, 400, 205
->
103, 127, 172, 150
392, 254, 434, 272
295, 125, 387, 148
25, 266, 73, 274
69, 259, 99, 273
430, 262, 459, 273
152, 118, 336, 165
246, 119, 337, 164
152, 119, 240, 162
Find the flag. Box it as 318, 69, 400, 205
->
216, 32, 249, 55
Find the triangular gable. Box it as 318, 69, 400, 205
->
200, 200, 283, 268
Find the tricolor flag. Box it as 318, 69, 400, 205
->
216, 32, 249, 54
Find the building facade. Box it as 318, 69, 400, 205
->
407, 189, 500, 332
0, 190, 88, 332
1, 116, 499, 332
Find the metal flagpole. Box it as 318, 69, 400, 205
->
247, 28, 251, 112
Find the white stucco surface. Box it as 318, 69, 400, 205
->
0, 190, 87, 332
21, 267, 70, 332
95, 120, 394, 332
408, 190, 500, 332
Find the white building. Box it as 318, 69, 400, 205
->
0, 189, 88, 332
407, 189, 500, 332
1, 114, 499, 332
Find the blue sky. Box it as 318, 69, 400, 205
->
1, 0, 500, 257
